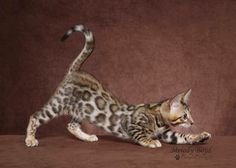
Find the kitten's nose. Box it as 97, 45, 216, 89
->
190, 121, 194, 125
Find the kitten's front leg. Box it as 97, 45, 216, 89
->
161, 129, 211, 144
128, 124, 162, 148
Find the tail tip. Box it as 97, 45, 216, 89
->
60, 34, 69, 42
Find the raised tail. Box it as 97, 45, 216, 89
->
61, 25, 94, 73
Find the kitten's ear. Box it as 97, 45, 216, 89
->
183, 89, 191, 104
170, 92, 184, 109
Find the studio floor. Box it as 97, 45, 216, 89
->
0, 135, 235, 168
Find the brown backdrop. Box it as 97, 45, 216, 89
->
0, 0, 236, 136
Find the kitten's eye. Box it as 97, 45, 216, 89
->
183, 113, 187, 119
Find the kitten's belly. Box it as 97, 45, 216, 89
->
65, 71, 132, 139
87, 110, 131, 139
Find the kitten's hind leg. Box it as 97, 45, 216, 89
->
67, 119, 98, 142
25, 115, 40, 147
25, 96, 64, 147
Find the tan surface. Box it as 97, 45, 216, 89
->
0, 135, 235, 168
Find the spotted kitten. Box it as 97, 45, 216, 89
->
25, 25, 211, 148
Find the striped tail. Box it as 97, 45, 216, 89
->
61, 25, 94, 73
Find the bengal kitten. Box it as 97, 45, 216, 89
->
25, 25, 211, 148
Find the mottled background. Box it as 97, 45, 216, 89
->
0, 0, 236, 136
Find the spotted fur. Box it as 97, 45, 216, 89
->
25, 25, 211, 148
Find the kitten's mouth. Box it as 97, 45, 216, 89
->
179, 123, 191, 128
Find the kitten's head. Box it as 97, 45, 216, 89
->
163, 89, 194, 128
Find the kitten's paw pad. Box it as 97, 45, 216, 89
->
86, 135, 98, 142
25, 137, 39, 147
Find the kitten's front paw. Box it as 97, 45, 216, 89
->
199, 131, 211, 143
193, 131, 211, 144
139, 140, 162, 148
25, 137, 39, 147
149, 140, 162, 148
